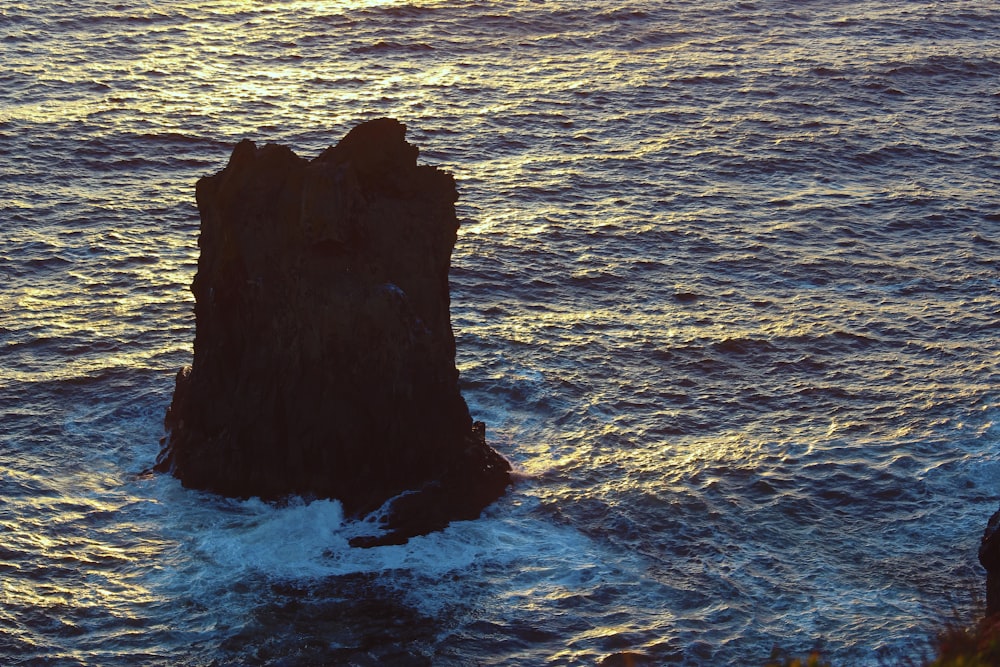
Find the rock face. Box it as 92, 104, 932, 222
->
981, 508, 1000, 616
155, 118, 511, 545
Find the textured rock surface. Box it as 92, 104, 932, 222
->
155, 118, 510, 544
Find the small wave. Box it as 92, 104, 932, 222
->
886, 55, 1000, 78
672, 291, 701, 303
712, 336, 779, 356
790, 330, 880, 351
349, 40, 434, 54
811, 66, 846, 77
357, 4, 439, 20
596, 8, 650, 21
671, 74, 739, 86
853, 142, 957, 168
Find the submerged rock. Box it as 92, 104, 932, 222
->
155, 118, 510, 545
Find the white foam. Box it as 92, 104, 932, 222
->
183, 493, 615, 575
191, 497, 350, 579
145, 477, 647, 621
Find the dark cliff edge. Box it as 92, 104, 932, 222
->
154, 118, 511, 547
981, 508, 1000, 617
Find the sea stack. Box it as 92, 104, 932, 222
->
155, 118, 511, 546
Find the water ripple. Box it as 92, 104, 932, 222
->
1, 0, 999, 665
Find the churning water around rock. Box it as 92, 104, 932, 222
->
1, 1, 998, 664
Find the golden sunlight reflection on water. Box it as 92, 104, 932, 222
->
0, 469, 166, 621
3, 0, 997, 662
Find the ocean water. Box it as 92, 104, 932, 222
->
2, 1, 999, 664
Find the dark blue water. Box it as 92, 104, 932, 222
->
2, 1, 999, 664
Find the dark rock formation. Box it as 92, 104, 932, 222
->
155, 118, 510, 545
981, 508, 1000, 616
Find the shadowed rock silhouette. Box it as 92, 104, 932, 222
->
981, 508, 1000, 616
155, 118, 511, 546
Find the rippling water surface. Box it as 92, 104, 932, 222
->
2, 1, 999, 664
